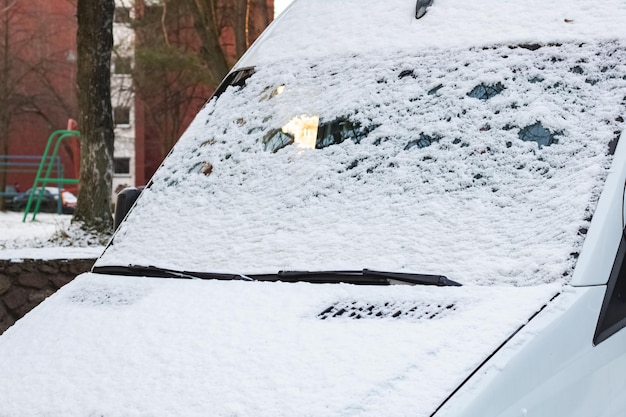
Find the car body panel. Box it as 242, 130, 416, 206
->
570, 131, 626, 287
436, 286, 605, 416
0, 273, 560, 417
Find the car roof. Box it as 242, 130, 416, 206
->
237, 0, 626, 68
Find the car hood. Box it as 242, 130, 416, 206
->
0, 273, 560, 417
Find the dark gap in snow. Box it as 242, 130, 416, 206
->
428, 84, 444, 95
518, 122, 558, 148
570, 65, 584, 75
263, 129, 294, 153
468, 82, 505, 100
405, 133, 441, 150
515, 43, 542, 51
415, 0, 434, 19
608, 131, 620, 155
316, 118, 362, 148
346, 160, 359, 170
398, 69, 415, 79
262, 118, 368, 153
211, 67, 255, 101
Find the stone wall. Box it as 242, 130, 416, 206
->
0, 259, 95, 335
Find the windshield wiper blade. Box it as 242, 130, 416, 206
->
92, 265, 254, 281
363, 269, 461, 286
93, 265, 460, 286
273, 269, 461, 286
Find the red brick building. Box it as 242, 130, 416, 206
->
2, 0, 273, 198
133, 0, 274, 184
0, 0, 79, 194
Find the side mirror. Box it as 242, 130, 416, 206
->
114, 186, 144, 230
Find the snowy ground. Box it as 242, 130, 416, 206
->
0, 211, 105, 260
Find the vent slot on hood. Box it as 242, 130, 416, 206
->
318, 301, 456, 320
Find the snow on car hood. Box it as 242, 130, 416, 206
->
0, 273, 560, 417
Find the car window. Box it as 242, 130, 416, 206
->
595, 230, 626, 344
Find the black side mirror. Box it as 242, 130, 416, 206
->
114, 186, 144, 230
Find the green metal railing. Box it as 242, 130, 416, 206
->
23, 129, 80, 222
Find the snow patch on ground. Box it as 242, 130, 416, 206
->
0, 212, 106, 259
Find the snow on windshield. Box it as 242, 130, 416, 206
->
98, 41, 626, 286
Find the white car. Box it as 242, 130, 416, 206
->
1, 1, 626, 416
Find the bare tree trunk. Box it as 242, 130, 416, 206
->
73, 0, 115, 232
0, 0, 10, 210
0, 115, 8, 210
234, 0, 249, 58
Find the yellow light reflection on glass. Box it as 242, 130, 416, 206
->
282, 115, 320, 149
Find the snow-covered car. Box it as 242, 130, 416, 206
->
2, 1, 626, 416
12, 187, 77, 214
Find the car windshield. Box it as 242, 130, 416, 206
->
97, 41, 626, 286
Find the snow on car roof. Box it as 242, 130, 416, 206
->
241, 0, 626, 66
97, 37, 626, 286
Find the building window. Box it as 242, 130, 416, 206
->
594, 230, 626, 344
114, 157, 130, 175
114, 106, 130, 125
114, 7, 131, 24
114, 57, 132, 74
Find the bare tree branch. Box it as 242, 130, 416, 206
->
161, 0, 170, 47
0, 0, 18, 15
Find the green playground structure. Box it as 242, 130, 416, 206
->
22, 129, 80, 222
